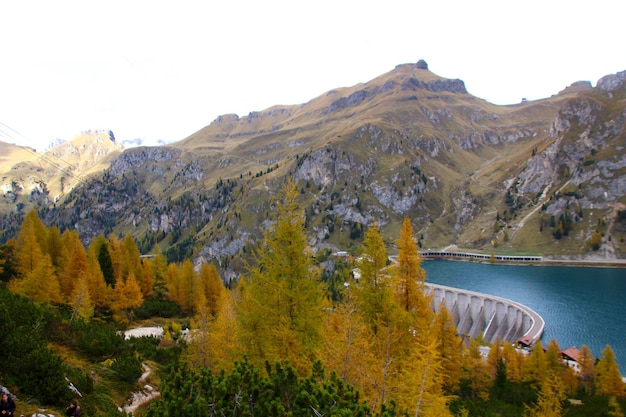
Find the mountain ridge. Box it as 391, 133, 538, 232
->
1, 61, 625, 275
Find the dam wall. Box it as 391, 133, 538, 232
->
426, 283, 544, 345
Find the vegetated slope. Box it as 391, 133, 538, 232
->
2, 61, 625, 275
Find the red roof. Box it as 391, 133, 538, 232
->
517, 336, 534, 346
561, 347, 580, 362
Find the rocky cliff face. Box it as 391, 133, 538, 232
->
2, 62, 625, 273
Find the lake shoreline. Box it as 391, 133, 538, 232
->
423, 257, 626, 268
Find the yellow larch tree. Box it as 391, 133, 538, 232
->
112, 271, 144, 323
353, 222, 390, 334
46, 225, 68, 279
187, 263, 227, 369
200, 289, 239, 373
501, 341, 523, 382
608, 396, 625, 417
525, 372, 565, 417
433, 302, 463, 393
544, 339, 563, 376
106, 235, 124, 286
236, 179, 327, 374
14, 211, 46, 276
148, 249, 169, 300
561, 363, 579, 398
595, 345, 626, 397
86, 241, 110, 311
141, 257, 155, 298
521, 342, 548, 386
69, 274, 94, 322
321, 291, 374, 397
392, 217, 432, 338
187, 290, 212, 368
165, 262, 181, 305
399, 339, 453, 417
197, 262, 225, 318
486, 340, 504, 379
122, 235, 143, 284
60, 229, 91, 303
178, 258, 196, 315
578, 344, 595, 393
188, 275, 233, 371
9, 254, 62, 305
367, 299, 410, 413
461, 338, 491, 400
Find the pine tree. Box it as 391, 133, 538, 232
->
90, 235, 115, 287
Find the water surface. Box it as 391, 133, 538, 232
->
422, 260, 626, 367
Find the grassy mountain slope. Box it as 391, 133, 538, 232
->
2, 62, 625, 273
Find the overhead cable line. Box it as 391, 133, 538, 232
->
0, 121, 90, 187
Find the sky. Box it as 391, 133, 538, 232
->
1, 0, 624, 151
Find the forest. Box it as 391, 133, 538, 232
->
1, 180, 625, 416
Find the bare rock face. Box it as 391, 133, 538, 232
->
597, 70, 626, 92
416, 59, 429, 70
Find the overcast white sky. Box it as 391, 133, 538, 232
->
1, 0, 624, 150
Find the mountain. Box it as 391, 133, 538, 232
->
0, 130, 124, 237
1, 61, 625, 276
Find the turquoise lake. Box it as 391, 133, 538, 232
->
422, 260, 626, 367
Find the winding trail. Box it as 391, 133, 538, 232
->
121, 328, 165, 415
123, 363, 161, 415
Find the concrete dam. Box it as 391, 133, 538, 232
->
426, 283, 545, 346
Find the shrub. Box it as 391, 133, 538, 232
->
134, 298, 180, 319
71, 320, 125, 361
111, 352, 143, 383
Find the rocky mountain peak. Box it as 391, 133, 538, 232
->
597, 70, 626, 92
415, 59, 429, 70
